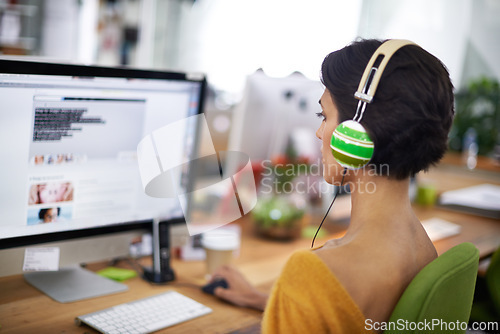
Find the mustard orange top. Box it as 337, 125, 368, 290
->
262, 249, 373, 333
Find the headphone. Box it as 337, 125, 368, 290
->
312, 39, 417, 248
330, 39, 417, 170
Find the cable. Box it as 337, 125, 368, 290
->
311, 168, 347, 248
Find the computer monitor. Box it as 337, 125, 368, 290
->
226, 69, 324, 182
225, 70, 347, 217
0, 59, 206, 301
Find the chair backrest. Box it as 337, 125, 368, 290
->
485, 246, 500, 314
384, 242, 479, 334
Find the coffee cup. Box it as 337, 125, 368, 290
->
201, 229, 240, 276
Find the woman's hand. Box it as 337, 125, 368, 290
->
210, 265, 268, 311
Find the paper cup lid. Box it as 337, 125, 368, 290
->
201, 230, 239, 251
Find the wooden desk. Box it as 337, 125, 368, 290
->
416, 159, 500, 259
0, 225, 324, 334
1, 160, 499, 334
0, 253, 262, 333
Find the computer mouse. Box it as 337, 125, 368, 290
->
201, 278, 229, 295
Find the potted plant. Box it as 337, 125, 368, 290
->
252, 195, 306, 240
449, 77, 500, 157
251, 153, 310, 240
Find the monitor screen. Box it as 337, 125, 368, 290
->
227, 70, 323, 176
0, 59, 206, 250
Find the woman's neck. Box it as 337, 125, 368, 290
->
342, 174, 417, 239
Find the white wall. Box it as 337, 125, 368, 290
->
357, 0, 500, 89
41, 0, 79, 61
176, 0, 362, 93
36, 0, 500, 90
463, 0, 500, 87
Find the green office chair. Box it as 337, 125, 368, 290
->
469, 246, 500, 323
385, 242, 479, 334
486, 246, 500, 316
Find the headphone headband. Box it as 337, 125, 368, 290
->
354, 39, 417, 104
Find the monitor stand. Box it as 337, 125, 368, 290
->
24, 265, 128, 303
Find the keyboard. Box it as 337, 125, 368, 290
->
75, 291, 212, 334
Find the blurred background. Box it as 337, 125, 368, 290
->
2, 0, 499, 237
1, 0, 498, 149
2, 0, 498, 90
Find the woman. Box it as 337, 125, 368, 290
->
210, 39, 455, 332
38, 207, 60, 223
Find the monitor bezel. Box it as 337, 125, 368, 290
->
0, 59, 207, 250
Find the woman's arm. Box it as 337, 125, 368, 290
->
210, 265, 269, 311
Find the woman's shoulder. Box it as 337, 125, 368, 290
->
277, 247, 356, 296
280, 248, 334, 278
264, 249, 372, 333
313, 228, 437, 278
312, 233, 437, 324
313, 240, 376, 286
276, 248, 369, 314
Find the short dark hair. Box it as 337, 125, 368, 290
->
321, 39, 454, 180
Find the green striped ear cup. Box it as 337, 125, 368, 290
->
330, 120, 374, 169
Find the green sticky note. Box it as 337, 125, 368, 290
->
97, 267, 137, 282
